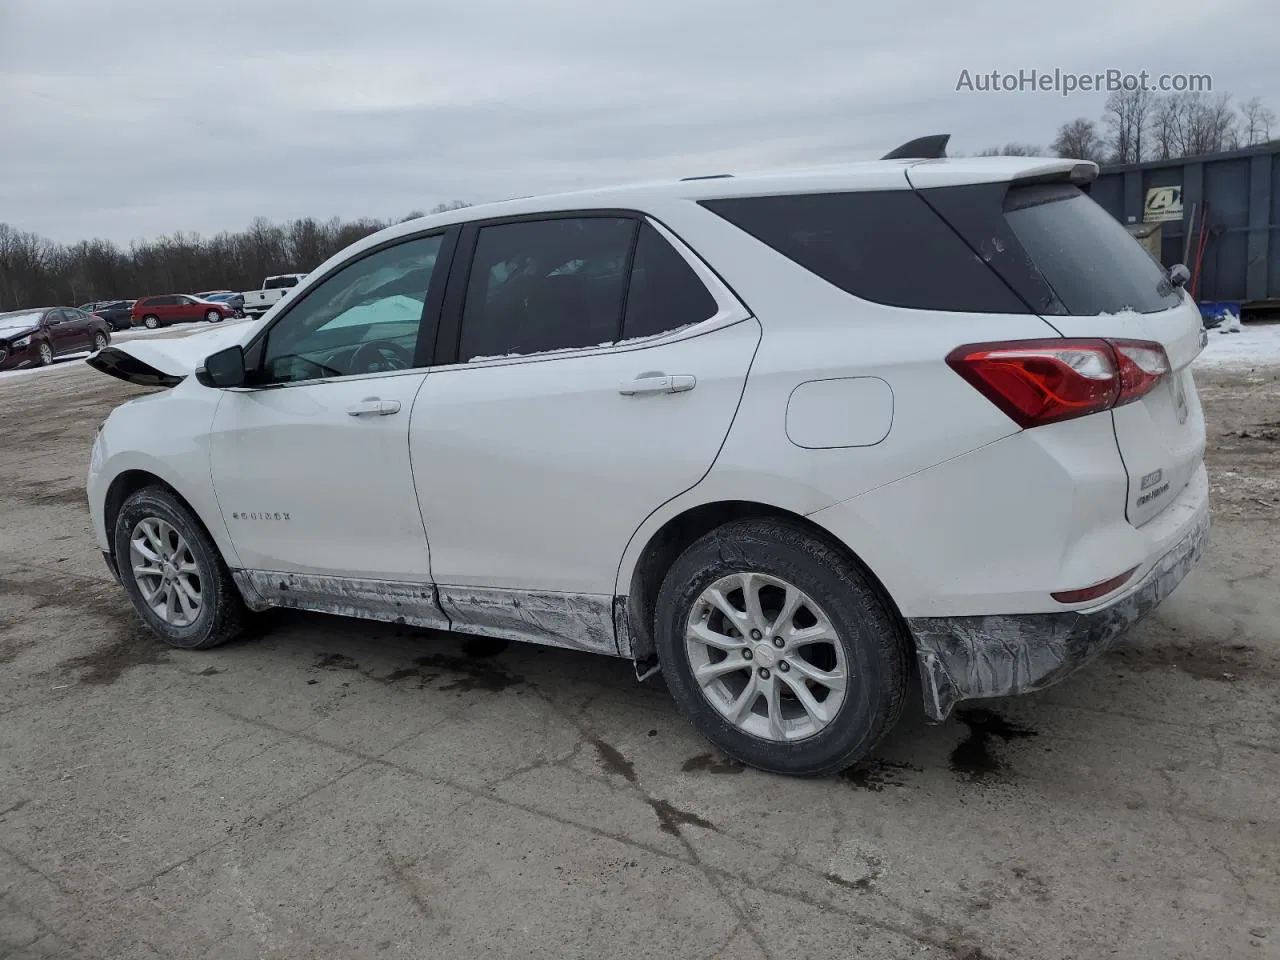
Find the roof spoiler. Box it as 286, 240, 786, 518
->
881, 134, 950, 160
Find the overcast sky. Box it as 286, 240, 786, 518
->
2, 0, 1276, 244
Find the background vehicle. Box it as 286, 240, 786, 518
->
86, 148, 1208, 776
240, 274, 307, 316
88, 300, 136, 331
0, 306, 110, 369
131, 295, 237, 329
196, 291, 246, 316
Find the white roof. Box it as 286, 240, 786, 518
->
328, 154, 1092, 279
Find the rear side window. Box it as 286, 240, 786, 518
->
622, 222, 718, 340
701, 191, 1027, 314
1002, 184, 1182, 315
458, 217, 635, 361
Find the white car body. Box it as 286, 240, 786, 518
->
240, 274, 308, 316
86, 150, 1209, 770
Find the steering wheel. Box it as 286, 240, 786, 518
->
348, 339, 414, 375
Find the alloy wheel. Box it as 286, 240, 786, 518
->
685, 571, 849, 742
129, 517, 203, 627
38, 341, 53, 365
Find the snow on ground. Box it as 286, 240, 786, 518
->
1194, 320, 1280, 371
114, 317, 254, 342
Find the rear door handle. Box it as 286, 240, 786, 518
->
619, 374, 696, 396
346, 398, 401, 417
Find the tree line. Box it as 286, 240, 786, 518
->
4, 89, 1277, 312
0, 201, 469, 313
976, 91, 1276, 163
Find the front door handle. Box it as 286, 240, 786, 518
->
346, 398, 401, 417
619, 374, 696, 396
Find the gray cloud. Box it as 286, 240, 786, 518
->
1, 0, 1275, 242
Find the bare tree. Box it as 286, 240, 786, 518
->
975, 142, 1046, 157
1052, 118, 1105, 161
1150, 92, 1240, 159
1239, 96, 1277, 145
429, 200, 471, 213
1102, 88, 1154, 164
0, 214, 395, 312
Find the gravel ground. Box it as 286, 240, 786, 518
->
1, 357, 1277, 960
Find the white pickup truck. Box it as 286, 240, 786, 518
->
240, 274, 308, 316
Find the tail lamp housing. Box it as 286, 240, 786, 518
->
946, 338, 1171, 429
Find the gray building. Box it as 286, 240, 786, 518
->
1088, 141, 1280, 310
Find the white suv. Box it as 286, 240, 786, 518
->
87, 145, 1209, 776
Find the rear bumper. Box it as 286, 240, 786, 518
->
909, 488, 1210, 721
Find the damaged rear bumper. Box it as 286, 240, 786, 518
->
908, 505, 1210, 722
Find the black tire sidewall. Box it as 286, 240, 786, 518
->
144, 316, 159, 328
113, 489, 234, 649
93, 333, 107, 351
38, 341, 53, 364
655, 520, 905, 776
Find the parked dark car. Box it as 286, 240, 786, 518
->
131, 295, 237, 329
0, 307, 112, 370
87, 300, 136, 331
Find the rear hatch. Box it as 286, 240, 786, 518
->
909, 163, 1206, 526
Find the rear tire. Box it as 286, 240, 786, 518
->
92, 332, 108, 352
113, 487, 246, 650
143, 315, 160, 329
654, 518, 909, 777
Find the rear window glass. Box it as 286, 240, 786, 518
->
1002, 184, 1182, 315
700, 191, 1027, 314
622, 222, 718, 340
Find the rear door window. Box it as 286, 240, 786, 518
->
1001, 183, 1182, 316
701, 191, 1027, 314
621, 222, 719, 340
457, 217, 636, 361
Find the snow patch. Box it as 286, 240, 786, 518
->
1194, 321, 1280, 370
465, 324, 699, 363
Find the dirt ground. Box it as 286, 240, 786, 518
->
1, 356, 1278, 960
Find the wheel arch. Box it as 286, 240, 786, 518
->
619, 498, 909, 664
102, 466, 240, 574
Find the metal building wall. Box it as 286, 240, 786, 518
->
1090, 142, 1280, 303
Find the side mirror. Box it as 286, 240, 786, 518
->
1168, 263, 1191, 289
196, 345, 247, 388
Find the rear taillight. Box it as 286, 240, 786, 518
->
946, 338, 1169, 429
1110, 339, 1171, 405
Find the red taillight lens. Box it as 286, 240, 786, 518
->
947, 338, 1170, 428
1051, 566, 1139, 604
1111, 339, 1170, 406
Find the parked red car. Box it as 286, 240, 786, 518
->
0, 306, 112, 370
131, 295, 237, 329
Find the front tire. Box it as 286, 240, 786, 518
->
37, 340, 53, 365
113, 487, 246, 650
205, 309, 222, 323
654, 518, 908, 777
143, 315, 160, 329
